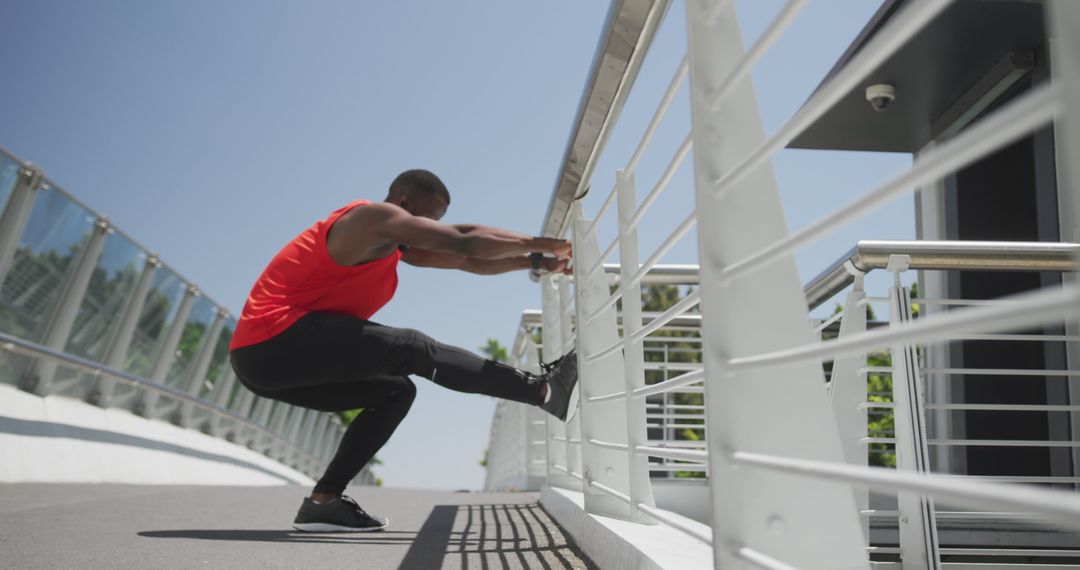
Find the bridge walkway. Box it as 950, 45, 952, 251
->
0, 484, 596, 569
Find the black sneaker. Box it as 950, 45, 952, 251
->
540, 350, 579, 422
292, 495, 388, 532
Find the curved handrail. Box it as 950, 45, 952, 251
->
539, 0, 671, 240
805, 240, 1080, 311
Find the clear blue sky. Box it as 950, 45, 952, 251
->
0, 0, 912, 490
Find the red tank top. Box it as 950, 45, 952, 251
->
229, 200, 401, 350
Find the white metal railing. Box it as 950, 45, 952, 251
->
0, 145, 354, 484
486, 0, 1080, 568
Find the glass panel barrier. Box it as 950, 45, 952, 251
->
0, 187, 94, 342
167, 295, 214, 388
0, 188, 94, 388
0, 152, 20, 211
108, 268, 185, 405
66, 233, 144, 361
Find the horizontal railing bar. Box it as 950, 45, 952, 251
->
626, 55, 689, 175
590, 478, 633, 504
807, 241, 1079, 310
636, 445, 708, 463
925, 403, 1080, 412
735, 546, 798, 570
630, 369, 708, 397
588, 438, 630, 452
646, 413, 706, 420
0, 331, 321, 466
734, 83, 1061, 295
921, 367, 1080, 377
585, 210, 698, 324
646, 439, 706, 447
586, 290, 703, 362
869, 546, 1080, 557
946, 333, 1080, 342
916, 297, 1035, 306
589, 367, 706, 403
646, 403, 705, 410
584, 236, 621, 283
579, 52, 692, 240
589, 390, 628, 404
626, 134, 693, 232
585, 184, 619, 242
731, 450, 1080, 530
647, 423, 706, 430
711, 0, 954, 199
861, 510, 1049, 520
636, 502, 714, 545
726, 284, 1080, 372
630, 290, 702, 344
648, 465, 709, 472
813, 310, 846, 335
603, 263, 701, 285
863, 437, 1080, 448
708, 0, 807, 117
551, 464, 585, 483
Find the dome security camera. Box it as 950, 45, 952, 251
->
865, 83, 895, 111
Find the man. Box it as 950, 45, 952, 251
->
229, 169, 579, 532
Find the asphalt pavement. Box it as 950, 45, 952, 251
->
0, 483, 596, 569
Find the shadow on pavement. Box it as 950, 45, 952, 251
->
399, 503, 595, 570
139, 502, 595, 569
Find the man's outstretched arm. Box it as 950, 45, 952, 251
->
338, 202, 570, 261
401, 248, 571, 275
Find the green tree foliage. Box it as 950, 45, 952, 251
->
480, 338, 509, 363
640, 284, 705, 479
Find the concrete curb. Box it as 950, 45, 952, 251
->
539, 485, 713, 569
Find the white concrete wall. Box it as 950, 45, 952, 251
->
0, 383, 314, 486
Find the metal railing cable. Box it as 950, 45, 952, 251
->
728, 284, 1080, 372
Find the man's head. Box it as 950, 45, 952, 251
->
385, 169, 450, 221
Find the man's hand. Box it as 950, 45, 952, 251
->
539, 255, 572, 275
537, 238, 572, 260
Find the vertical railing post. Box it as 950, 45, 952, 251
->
135, 285, 198, 417
541, 273, 574, 489
524, 334, 549, 490
685, 0, 869, 566
285, 408, 308, 467
208, 366, 237, 436
212, 366, 237, 409
827, 270, 870, 542
295, 410, 319, 473
89, 254, 160, 407
23, 217, 110, 396
571, 204, 633, 520
1049, 0, 1080, 488
184, 308, 228, 397
560, 272, 584, 489
249, 397, 273, 448
177, 308, 228, 427
886, 256, 940, 569
309, 414, 330, 474
0, 164, 43, 285
615, 168, 658, 522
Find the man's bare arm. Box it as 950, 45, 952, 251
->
402, 248, 571, 275
341, 203, 569, 260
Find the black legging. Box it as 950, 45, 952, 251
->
229, 311, 544, 495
